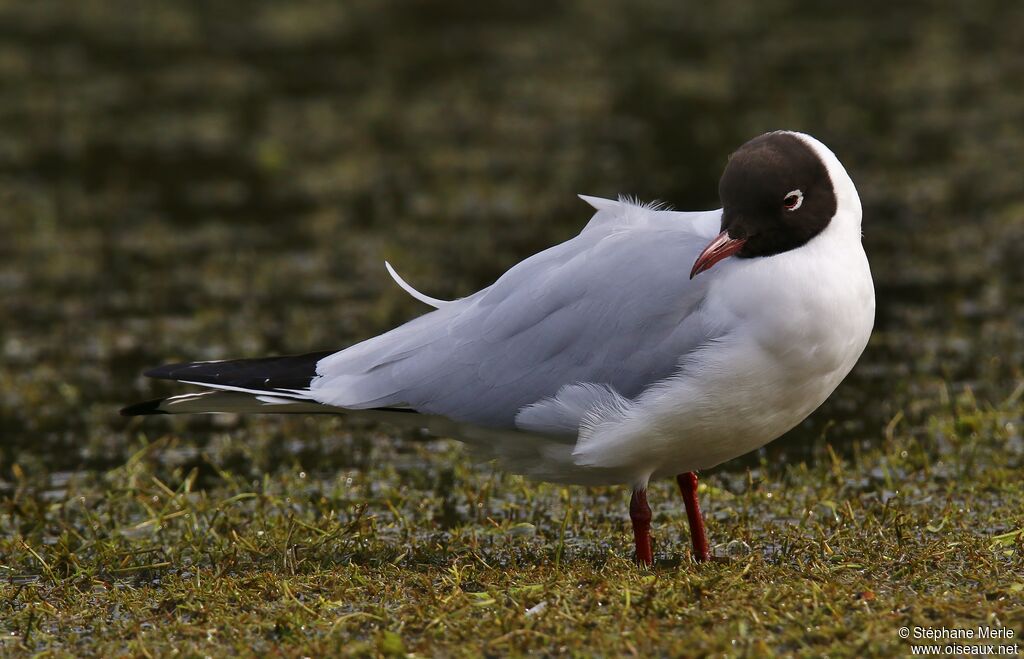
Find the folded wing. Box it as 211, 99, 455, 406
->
309, 199, 723, 432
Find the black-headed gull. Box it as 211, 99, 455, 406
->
123, 131, 874, 565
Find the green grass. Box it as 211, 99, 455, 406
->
2, 388, 1021, 656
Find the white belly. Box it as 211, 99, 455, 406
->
647, 332, 863, 478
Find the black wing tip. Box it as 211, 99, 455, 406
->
368, 407, 420, 414
143, 362, 197, 380
140, 351, 336, 389
120, 398, 170, 416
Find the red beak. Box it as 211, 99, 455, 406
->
690, 230, 747, 279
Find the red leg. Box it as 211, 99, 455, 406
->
629, 488, 653, 566
676, 472, 710, 562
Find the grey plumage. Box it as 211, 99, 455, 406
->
308, 201, 722, 433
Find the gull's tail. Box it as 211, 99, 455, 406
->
120, 391, 347, 416
120, 351, 338, 416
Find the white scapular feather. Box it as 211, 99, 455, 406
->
384, 261, 453, 308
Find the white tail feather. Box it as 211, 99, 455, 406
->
384, 261, 453, 308
156, 391, 345, 414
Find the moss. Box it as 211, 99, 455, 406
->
1, 397, 1021, 655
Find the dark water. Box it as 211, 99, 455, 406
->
1, 1, 1022, 479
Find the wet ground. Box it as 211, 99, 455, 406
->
1, 1, 1022, 655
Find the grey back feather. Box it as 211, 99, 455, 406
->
310, 201, 722, 432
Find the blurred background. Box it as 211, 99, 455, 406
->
1, 0, 1022, 479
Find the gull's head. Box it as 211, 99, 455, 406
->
691, 131, 861, 279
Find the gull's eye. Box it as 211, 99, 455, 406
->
783, 190, 803, 211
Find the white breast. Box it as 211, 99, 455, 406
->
569, 228, 873, 485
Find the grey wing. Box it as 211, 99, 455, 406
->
309, 202, 722, 433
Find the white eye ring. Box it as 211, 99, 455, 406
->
783, 189, 803, 211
